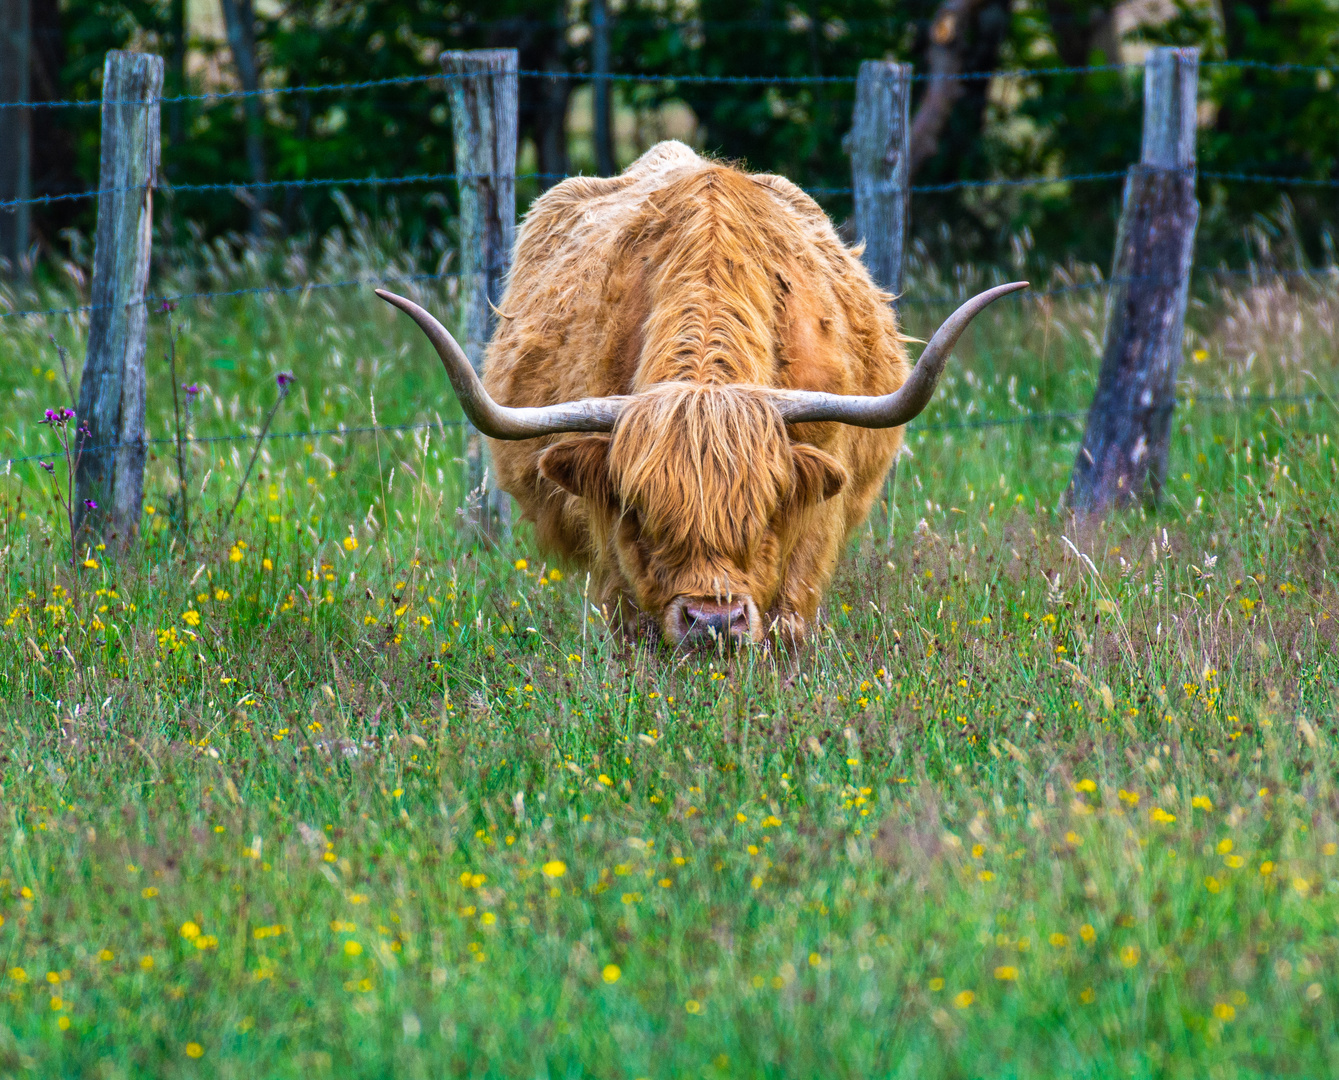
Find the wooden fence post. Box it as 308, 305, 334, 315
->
1069, 47, 1199, 513
847, 60, 912, 300
441, 48, 517, 539
75, 50, 162, 548
0, 0, 31, 270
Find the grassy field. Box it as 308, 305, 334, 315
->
0, 252, 1335, 1078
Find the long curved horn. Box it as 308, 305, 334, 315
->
768, 281, 1029, 428
375, 289, 628, 439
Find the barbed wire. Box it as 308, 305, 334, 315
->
900, 265, 1338, 306
1, 172, 575, 212
6, 264, 1336, 322
0, 271, 458, 321
0, 420, 460, 471
1200, 170, 1339, 188
7, 56, 1339, 112
0, 393, 1324, 473
15, 163, 1339, 214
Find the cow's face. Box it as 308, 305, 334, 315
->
539, 384, 846, 646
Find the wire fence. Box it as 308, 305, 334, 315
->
1, 393, 1328, 476
7, 55, 1339, 112
3, 54, 1337, 476
6, 263, 1339, 322
9, 158, 1339, 216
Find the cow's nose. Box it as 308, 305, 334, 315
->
682, 598, 751, 644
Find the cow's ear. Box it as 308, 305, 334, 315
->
789, 443, 847, 506
539, 436, 615, 506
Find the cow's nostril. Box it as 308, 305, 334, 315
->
682, 599, 751, 642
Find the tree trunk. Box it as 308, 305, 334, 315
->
591, 0, 614, 175
169, 0, 186, 148
909, 0, 1014, 177
28, 0, 76, 250
0, 0, 31, 271
219, 0, 266, 234
1043, 0, 1119, 68
533, 55, 571, 190
908, 0, 989, 176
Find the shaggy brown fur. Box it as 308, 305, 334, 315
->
484, 141, 910, 643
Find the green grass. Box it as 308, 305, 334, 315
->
0, 267, 1335, 1078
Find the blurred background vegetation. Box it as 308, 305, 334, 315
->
9, 0, 1339, 281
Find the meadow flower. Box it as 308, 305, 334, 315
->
602, 964, 621, 983
953, 990, 974, 1009
542, 860, 567, 878
185, 1042, 204, 1058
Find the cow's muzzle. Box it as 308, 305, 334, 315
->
667, 596, 760, 647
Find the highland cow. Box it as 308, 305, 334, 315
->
379, 141, 1024, 646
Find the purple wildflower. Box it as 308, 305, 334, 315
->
276, 371, 295, 391
83, 498, 97, 511
38, 460, 54, 473
183, 383, 199, 396
158, 299, 177, 314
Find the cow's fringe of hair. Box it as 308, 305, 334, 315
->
609, 382, 792, 559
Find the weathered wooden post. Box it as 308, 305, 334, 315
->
0, 0, 32, 270
847, 60, 912, 300
441, 49, 517, 538
75, 51, 162, 548
1068, 47, 1199, 513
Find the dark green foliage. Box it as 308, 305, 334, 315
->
25, 0, 1339, 275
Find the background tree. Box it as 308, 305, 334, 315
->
17, 0, 1339, 277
